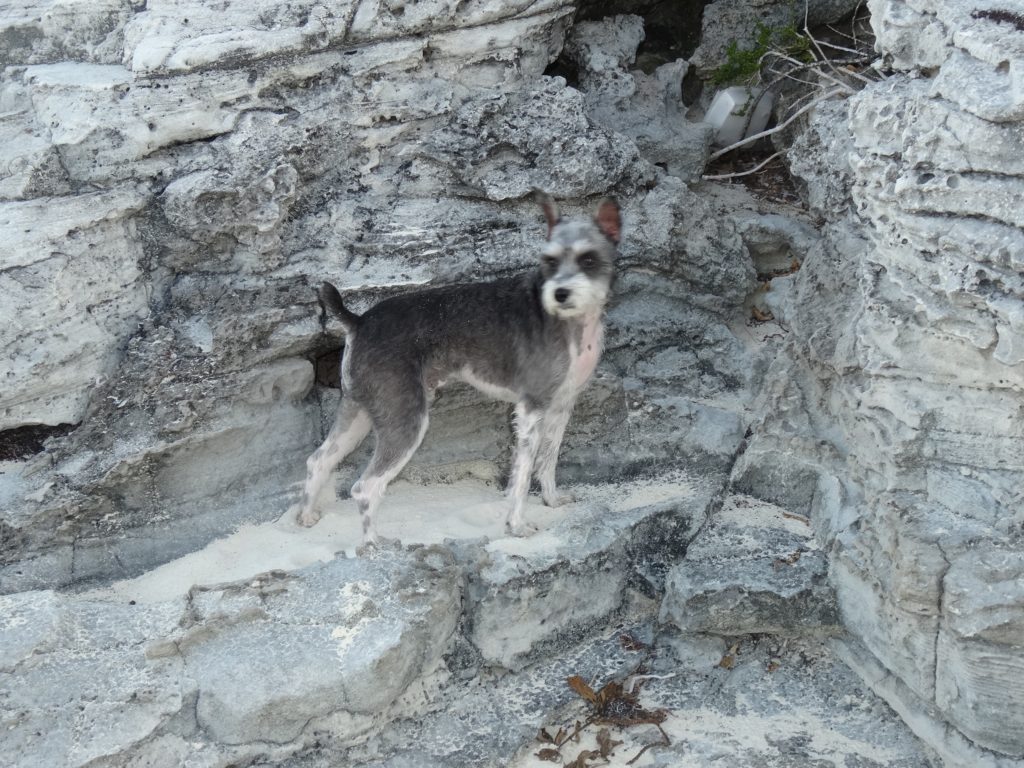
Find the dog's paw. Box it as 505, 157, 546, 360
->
504, 519, 538, 537
295, 506, 321, 527
542, 490, 576, 507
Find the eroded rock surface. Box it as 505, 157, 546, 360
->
1, 0, 755, 593
2, 0, 1021, 765
738, 0, 1024, 762
1, 549, 461, 767
660, 494, 839, 636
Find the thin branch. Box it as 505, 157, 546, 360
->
852, 0, 866, 48
800, 0, 869, 82
764, 50, 861, 91
825, 23, 860, 44
703, 150, 785, 180
800, 0, 876, 86
814, 36, 866, 56
707, 87, 846, 162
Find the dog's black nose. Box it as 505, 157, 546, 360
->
554, 288, 570, 303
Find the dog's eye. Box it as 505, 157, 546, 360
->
577, 251, 599, 270
543, 256, 560, 271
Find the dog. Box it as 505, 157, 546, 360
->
293, 196, 621, 543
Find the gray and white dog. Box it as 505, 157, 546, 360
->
293, 196, 621, 543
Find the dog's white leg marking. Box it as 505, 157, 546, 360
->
351, 412, 429, 545
535, 404, 576, 507
296, 400, 371, 527
506, 402, 543, 536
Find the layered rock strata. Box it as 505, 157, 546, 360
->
0, 4, 753, 591
738, 1, 1024, 762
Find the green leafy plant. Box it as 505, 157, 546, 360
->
711, 21, 813, 86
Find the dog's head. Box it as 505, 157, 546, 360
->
537, 196, 620, 319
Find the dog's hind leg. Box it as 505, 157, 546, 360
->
351, 400, 429, 545
505, 401, 544, 536
295, 398, 371, 527
534, 406, 576, 508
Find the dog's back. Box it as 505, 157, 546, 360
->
345, 274, 572, 407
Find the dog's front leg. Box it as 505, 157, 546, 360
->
534, 405, 576, 507
505, 401, 543, 536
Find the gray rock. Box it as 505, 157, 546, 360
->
0, 591, 186, 768
469, 470, 722, 669
0, 187, 151, 430
0, 1, 133, 67
0, 548, 461, 767
936, 549, 1024, 757
660, 494, 840, 636
565, 14, 713, 180
752, 0, 1024, 760
181, 550, 461, 745
691, 0, 863, 76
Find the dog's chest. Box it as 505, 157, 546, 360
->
567, 316, 604, 389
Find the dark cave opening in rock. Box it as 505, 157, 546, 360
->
0, 423, 76, 461
545, 0, 712, 89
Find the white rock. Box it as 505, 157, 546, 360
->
704, 86, 776, 147
0, 187, 150, 429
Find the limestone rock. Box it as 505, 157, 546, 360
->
660, 494, 839, 636
0, 590, 185, 768
181, 551, 461, 745
749, 0, 1024, 760
0, 1, 134, 67
565, 14, 713, 180
0, 187, 151, 430
0, 549, 460, 766
468, 471, 720, 669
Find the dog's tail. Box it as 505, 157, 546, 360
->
319, 282, 361, 334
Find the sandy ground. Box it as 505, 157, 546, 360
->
507, 634, 935, 768
89, 471, 696, 604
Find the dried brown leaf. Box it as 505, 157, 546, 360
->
537, 727, 556, 744
597, 707, 668, 727
751, 306, 774, 322
619, 633, 651, 652
782, 511, 810, 525
536, 747, 562, 762
567, 675, 599, 704
595, 679, 625, 708
566, 749, 601, 768
718, 641, 741, 669
773, 550, 802, 568
596, 727, 624, 758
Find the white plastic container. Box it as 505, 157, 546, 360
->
703, 86, 776, 147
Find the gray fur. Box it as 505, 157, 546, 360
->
293, 199, 621, 543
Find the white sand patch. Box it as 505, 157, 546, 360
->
511, 698, 910, 768
582, 470, 694, 512
90, 479, 526, 604
717, 493, 817, 540
87, 472, 699, 605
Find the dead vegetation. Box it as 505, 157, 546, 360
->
703, 2, 883, 189
532, 634, 672, 766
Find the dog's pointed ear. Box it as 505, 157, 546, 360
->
535, 189, 560, 239
594, 198, 621, 244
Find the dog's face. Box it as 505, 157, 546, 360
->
538, 198, 620, 319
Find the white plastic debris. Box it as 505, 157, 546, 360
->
704, 86, 776, 147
